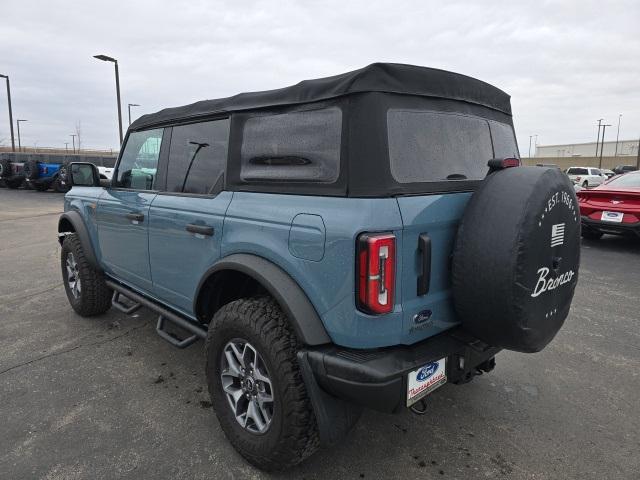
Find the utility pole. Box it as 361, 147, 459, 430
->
614, 114, 622, 157
595, 119, 603, 157
16, 119, 27, 152
65, 142, 69, 152
636, 136, 640, 169
529, 135, 533, 158
0, 74, 15, 152
70, 134, 76, 154
599, 124, 611, 169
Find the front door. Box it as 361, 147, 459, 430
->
148, 118, 231, 315
96, 128, 165, 292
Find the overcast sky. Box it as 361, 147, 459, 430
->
1, 0, 638, 155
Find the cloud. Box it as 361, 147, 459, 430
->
0, 0, 638, 153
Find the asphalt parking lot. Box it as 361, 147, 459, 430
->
1, 188, 639, 480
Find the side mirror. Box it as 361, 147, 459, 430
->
68, 162, 100, 187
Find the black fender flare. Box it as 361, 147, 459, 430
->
58, 211, 101, 270
195, 254, 331, 346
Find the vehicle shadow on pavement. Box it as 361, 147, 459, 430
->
580, 235, 640, 254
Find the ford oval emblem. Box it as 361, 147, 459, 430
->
416, 362, 439, 382
413, 309, 432, 324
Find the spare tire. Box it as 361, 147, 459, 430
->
452, 166, 580, 353
23, 159, 39, 180
0, 158, 12, 178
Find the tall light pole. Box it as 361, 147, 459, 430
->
94, 54, 123, 145
614, 114, 622, 157
595, 119, 603, 157
70, 134, 76, 154
65, 142, 69, 152
0, 74, 15, 151
16, 119, 27, 152
127, 103, 140, 126
599, 124, 611, 168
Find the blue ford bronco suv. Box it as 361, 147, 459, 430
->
59, 63, 580, 470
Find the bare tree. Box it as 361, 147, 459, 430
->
75, 121, 82, 152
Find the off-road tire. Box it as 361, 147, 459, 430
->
23, 159, 39, 180
53, 175, 69, 193
581, 228, 603, 240
0, 158, 11, 178
61, 234, 112, 316
205, 297, 319, 471
33, 182, 49, 192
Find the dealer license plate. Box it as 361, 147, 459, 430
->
406, 357, 447, 406
601, 211, 623, 223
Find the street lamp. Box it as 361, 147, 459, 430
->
94, 54, 123, 145
614, 114, 622, 157
127, 103, 140, 125
599, 124, 612, 168
16, 119, 27, 152
0, 74, 15, 151
65, 142, 69, 153
70, 134, 77, 154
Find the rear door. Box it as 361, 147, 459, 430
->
148, 118, 232, 315
96, 128, 165, 292
387, 110, 520, 343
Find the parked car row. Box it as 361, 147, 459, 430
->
576, 169, 640, 240
564, 164, 637, 188
0, 155, 115, 192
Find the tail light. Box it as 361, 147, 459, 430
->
575, 176, 581, 182
357, 233, 396, 314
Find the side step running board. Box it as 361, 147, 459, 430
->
105, 279, 207, 349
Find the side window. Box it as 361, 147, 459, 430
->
240, 107, 342, 183
116, 128, 163, 189
166, 119, 230, 195
591, 168, 602, 176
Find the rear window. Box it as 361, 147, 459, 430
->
240, 107, 342, 183
568, 167, 589, 175
387, 110, 518, 183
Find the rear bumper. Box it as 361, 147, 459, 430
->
304, 327, 500, 413
582, 216, 640, 237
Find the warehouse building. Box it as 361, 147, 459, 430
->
535, 139, 638, 158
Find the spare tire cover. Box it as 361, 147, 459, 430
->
452, 167, 580, 353
23, 160, 39, 180
0, 158, 11, 178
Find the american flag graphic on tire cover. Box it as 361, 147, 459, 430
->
551, 223, 565, 247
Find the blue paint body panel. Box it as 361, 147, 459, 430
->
37, 162, 62, 179
64, 185, 472, 349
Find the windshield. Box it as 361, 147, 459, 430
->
387, 110, 518, 183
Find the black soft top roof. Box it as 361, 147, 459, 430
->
130, 62, 511, 130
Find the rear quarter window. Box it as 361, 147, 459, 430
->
240, 107, 342, 183
387, 110, 517, 183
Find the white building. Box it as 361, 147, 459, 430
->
535, 139, 639, 158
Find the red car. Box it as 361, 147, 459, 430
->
577, 170, 640, 239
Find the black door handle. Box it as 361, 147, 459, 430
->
125, 212, 144, 222
417, 233, 431, 296
186, 224, 214, 236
